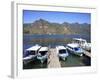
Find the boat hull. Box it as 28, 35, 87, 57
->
67, 49, 83, 57
23, 55, 37, 64
58, 53, 68, 60
37, 55, 48, 63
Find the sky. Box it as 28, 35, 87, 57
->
23, 10, 91, 24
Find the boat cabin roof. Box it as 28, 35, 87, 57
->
39, 47, 48, 51
73, 38, 86, 42
67, 43, 80, 48
26, 45, 41, 51
56, 46, 66, 50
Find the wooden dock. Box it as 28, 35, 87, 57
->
47, 48, 61, 68
83, 50, 91, 58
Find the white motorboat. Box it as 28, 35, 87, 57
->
66, 43, 84, 56
23, 44, 41, 64
56, 46, 69, 60
37, 46, 49, 63
73, 38, 91, 51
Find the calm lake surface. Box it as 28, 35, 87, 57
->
23, 34, 91, 69
23, 34, 91, 50
23, 34, 90, 50
24, 34, 90, 42
23, 53, 91, 69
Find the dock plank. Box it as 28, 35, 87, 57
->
48, 49, 61, 68
83, 50, 91, 57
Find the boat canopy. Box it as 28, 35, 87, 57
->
26, 45, 41, 51
56, 46, 66, 50
73, 38, 86, 42
67, 43, 80, 48
39, 47, 48, 51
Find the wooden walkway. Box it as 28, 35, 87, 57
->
83, 50, 91, 58
47, 48, 61, 68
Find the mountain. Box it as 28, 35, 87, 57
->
23, 19, 90, 35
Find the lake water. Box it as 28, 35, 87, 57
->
24, 34, 90, 42
23, 53, 91, 69
23, 34, 90, 50
23, 34, 91, 69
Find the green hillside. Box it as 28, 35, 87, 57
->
23, 19, 90, 35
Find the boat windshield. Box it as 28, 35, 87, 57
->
24, 51, 36, 57
59, 49, 66, 54
39, 51, 48, 56
27, 51, 35, 55
74, 47, 80, 51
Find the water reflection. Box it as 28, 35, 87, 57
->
23, 54, 90, 69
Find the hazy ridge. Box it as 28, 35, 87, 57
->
23, 19, 90, 35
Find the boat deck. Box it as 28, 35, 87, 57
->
48, 48, 61, 68
83, 50, 91, 57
